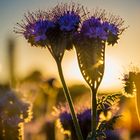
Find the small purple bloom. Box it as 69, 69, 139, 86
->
75, 10, 125, 46
59, 108, 91, 140
14, 11, 56, 47
80, 17, 108, 41
57, 11, 80, 32
33, 20, 55, 43
15, 3, 84, 50
108, 23, 119, 35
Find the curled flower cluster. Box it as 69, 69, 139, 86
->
77, 13, 125, 45
31, 19, 55, 45
56, 11, 80, 32
15, 4, 125, 50
14, 3, 83, 50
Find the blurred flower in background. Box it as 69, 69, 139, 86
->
54, 94, 122, 140
0, 86, 32, 140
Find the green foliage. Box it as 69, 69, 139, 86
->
96, 115, 121, 139
97, 93, 122, 113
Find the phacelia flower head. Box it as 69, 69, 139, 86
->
50, 2, 84, 50
32, 19, 55, 45
14, 3, 85, 61
14, 11, 55, 47
14, 3, 83, 48
56, 11, 80, 32
80, 17, 108, 41
77, 9, 126, 46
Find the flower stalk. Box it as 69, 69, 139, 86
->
56, 59, 83, 140
91, 88, 97, 139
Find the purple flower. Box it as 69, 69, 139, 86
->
58, 108, 91, 140
15, 11, 56, 47
50, 3, 84, 50
55, 103, 120, 140
0, 90, 31, 128
15, 3, 84, 51
59, 111, 73, 130
80, 17, 108, 40
32, 20, 55, 44
76, 10, 125, 46
104, 130, 120, 140
57, 11, 80, 32
102, 22, 118, 35
108, 24, 118, 35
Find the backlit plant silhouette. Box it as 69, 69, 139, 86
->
15, 2, 126, 140
74, 8, 125, 140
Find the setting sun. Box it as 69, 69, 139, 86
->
64, 53, 122, 91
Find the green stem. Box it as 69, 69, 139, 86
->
56, 60, 83, 140
91, 87, 97, 140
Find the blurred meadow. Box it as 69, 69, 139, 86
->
0, 0, 140, 140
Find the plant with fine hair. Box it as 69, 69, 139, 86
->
74, 8, 126, 139
15, 3, 127, 140
14, 3, 85, 140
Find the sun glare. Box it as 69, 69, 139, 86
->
100, 56, 122, 91
65, 56, 122, 91
64, 58, 85, 84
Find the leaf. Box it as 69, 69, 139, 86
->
97, 115, 120, 131
75, 40, 105, 89
96, 115, 121, 139
97, 93, 122, 112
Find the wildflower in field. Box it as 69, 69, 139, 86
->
54, 102, 121, 140
74, 9, 126, 89
73, 9, 126, 139
14, 3, 86, 140
14, 3, 84, 51
76, 9, 125, 45
14, 11, 55, 47
0, 89, 32, 140
0, 90, 31, 126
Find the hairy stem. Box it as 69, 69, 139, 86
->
56, 60, 84, 140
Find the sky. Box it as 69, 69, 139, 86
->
0, 0, 140, 91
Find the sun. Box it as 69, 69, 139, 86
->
64, 55, 122, 91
